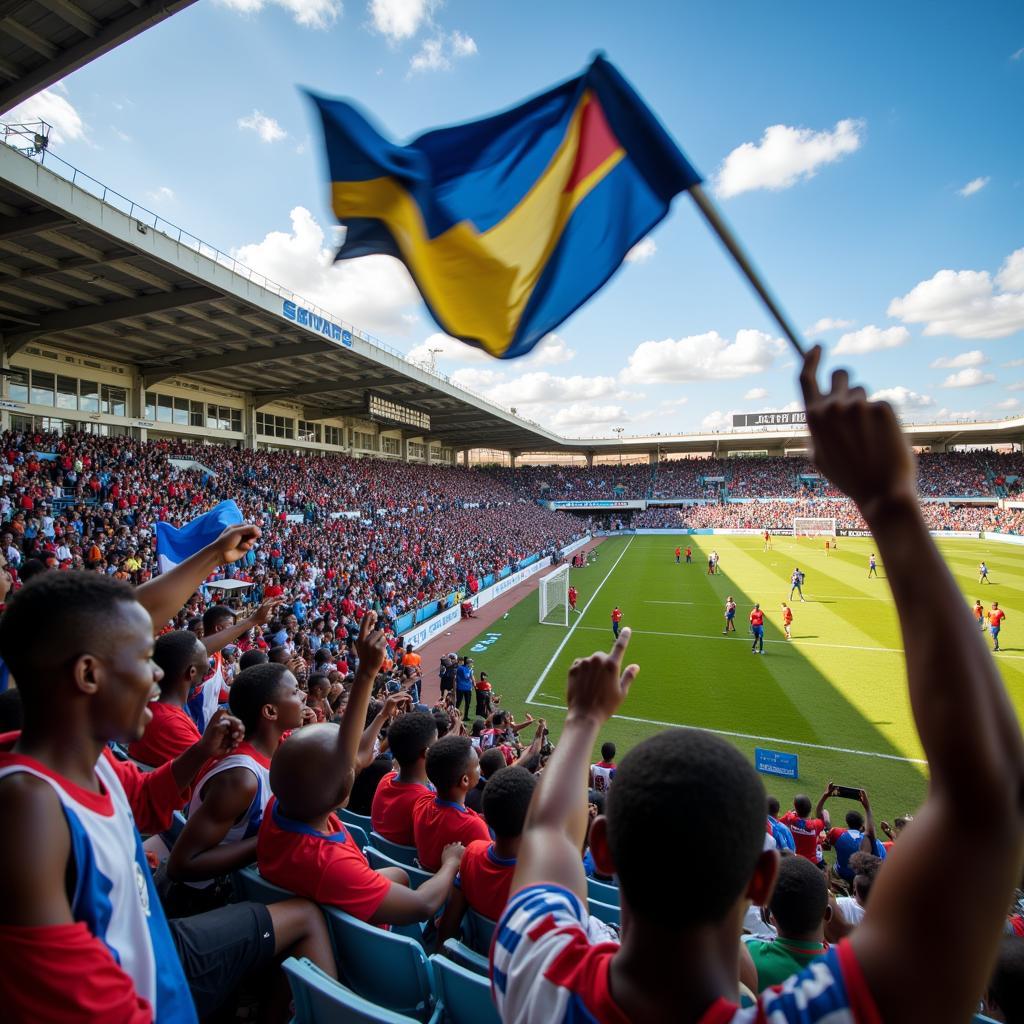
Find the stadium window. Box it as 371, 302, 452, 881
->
190, 400, 204, 428
409, 442, 425, 459
30, 371, 55, 407
353, 430, 376, 450
381, 436, 400, 455
144, 391, 156, 420
7, 368, 28, 403
324, 425, 343, 447
298, 420, 321, 443
56, 376, 78, 411
170, 396, 188, 426
80, 380, 100, 413
10, 414, 32, 432
101, 384, 127, 417
229, 408, 241, 432
157, 394, 173, 423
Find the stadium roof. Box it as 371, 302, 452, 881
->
1, 141, 1022, 458
0, 0, 198, 113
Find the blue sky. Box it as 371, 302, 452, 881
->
6, 0, 1024, 438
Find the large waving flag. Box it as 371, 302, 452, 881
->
154, 500, 243, 574
310, 55, 702, 359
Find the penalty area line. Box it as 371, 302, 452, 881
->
526, 700, 928, 766
525, 535, 636, 705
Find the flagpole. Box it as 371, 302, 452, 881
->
688, 184, 806, 358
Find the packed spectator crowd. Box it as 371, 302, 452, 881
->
1, 363, 1023, 1024
0, 430, 588, 635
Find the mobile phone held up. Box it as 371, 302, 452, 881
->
833, 785, 861, 801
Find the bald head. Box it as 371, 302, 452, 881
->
270, 723, 347, 820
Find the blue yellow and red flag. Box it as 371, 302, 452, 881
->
309, 55, 702, 359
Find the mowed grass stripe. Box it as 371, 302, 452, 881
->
454, 535, 1024, 824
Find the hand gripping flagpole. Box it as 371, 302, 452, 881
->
688, 184, 806, 359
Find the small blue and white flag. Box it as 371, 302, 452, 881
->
154, 500, 243, 574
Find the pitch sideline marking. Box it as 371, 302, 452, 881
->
526, 699, 928, 766
571, 624, 1024, 661
525, 535, 636, 705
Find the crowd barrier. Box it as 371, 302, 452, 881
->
402, 534, 591, 649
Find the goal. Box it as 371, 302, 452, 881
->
793, 517, 837, 537
539, 563, 570, 626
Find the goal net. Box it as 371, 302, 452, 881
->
793, 517, 837, 537
539, 563, 569, 626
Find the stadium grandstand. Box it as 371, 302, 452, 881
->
0, 45, 1022, 1024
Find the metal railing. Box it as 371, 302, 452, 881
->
0, 119, 553, 434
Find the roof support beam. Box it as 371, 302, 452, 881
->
2, 285, 219, 355
0, 0, 203, 113
0, 211, 70, 241
142, 338, 335, 387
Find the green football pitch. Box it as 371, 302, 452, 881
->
456, 534, 1024, 823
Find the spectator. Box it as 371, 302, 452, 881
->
438, 765, 538, 942
827, 790, 886, 882
780, 786, 832, 865
370, 711, 438, 845
412, 735, 491, 871
744, 855, 832, 991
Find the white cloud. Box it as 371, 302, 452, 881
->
450, 30, 477, 56
1003, 358, 1024, 368
701, 409, 740, 431
929, 350, 987, 369
369, 0, 429, 40
449, 366, 505, 392
622, 329, 785, 384
888, 248, 1024, 339
941, 367, 996, 388
995, 398, 1019, 410
409, 37, 449, 72
744, 387, 769, 400
232, 206, 418, 334
549, 403, 628, 431
217, 0, 340, 28
5, 87, 86, 145
1009, 380, 1024, 392
997, 249, 1024, 292
407, 331, 575, 371
238, 110, 287, 143
805, 317, 854, 338
935, 407, 979, 421
833, 324, 910, 355
147, 185, 175, 203
409, 31, 477, 73
487, 372, 619, 407
958, 176, 990, 197
715, 118, 864, 198
870, 386, 934, 410
624, 237, 657, 264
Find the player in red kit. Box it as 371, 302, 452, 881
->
611, 606, 623, 638
568, 585, 578, 614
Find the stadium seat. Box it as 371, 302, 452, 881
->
282, 957, 441, 1024
339, 807, 374, 831
586, 876, 620, 905
430, 954, 500, 1024
462, 908, 496, 954
344, 821, 370, 851
365, 845, 433, 889
232, 864, 295, 905
323, 906, 437, 1021
588, 898, 621, 927
441, 939, 489, 977
370, 830, 422, 867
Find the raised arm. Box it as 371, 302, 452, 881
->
357, 693, 411, 770
201, 596, 282, 655
510, 631, 638, 904
322, 612, 387, 809
858, 790, 877, 854
136, 524, 262, 634
799, 346, 1024, 1022
814, 783, 833, 826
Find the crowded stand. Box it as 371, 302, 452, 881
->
483, 461, 654, 500
0, 358, 1020, 1024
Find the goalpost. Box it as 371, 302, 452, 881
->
793, 517, 838, 538
539, 563, 570, 626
